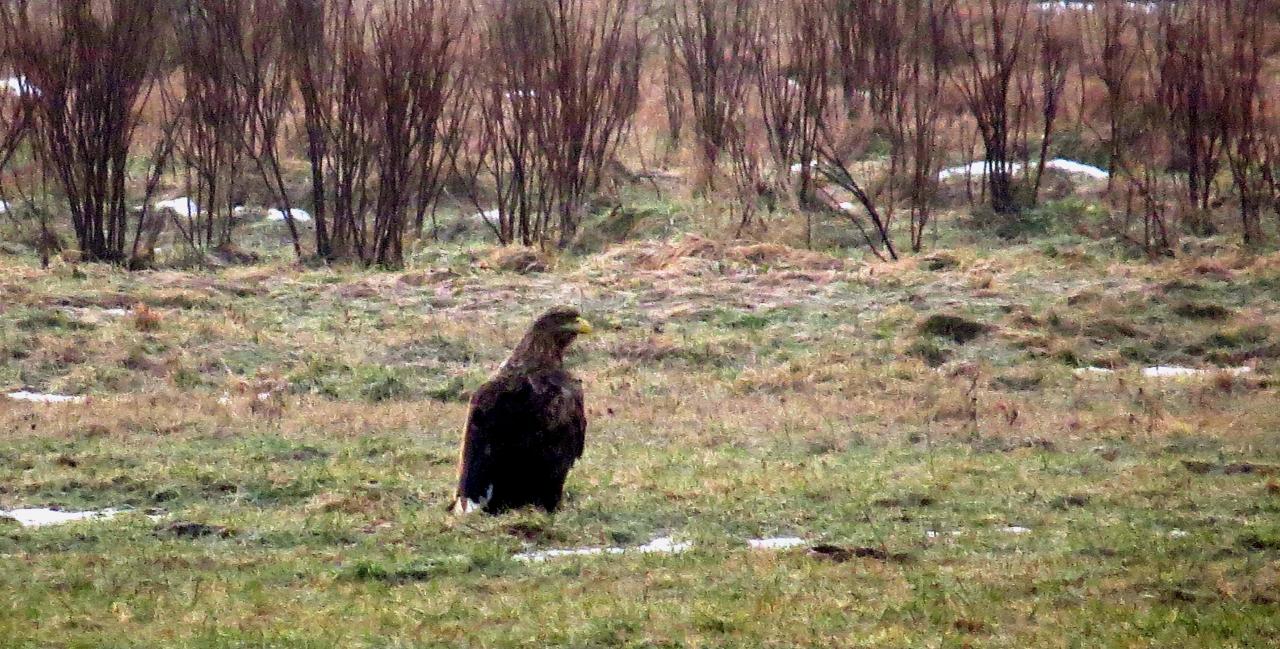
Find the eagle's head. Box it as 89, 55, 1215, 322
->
501, 307, 593, 374
533, 306, 594, 344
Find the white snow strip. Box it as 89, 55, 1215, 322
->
1, 508, 124, 528
1074, 367, 1116, 376
514, 536, 691, 563
1142, 366, 1251, 379
748, 537, 807, 550
1002, 526, 1033, 535
514, 547, 608, 562
0, 200, 9, 214
154, 197, 200, 219
1076, 366, 1252, 379
1034, 1, 1162, 13
633, 536, 693, 554
938, 161, 993, 180
7, 391, 86, 404
266, 208, 313, 223
1, 76, 39, 97
1168, 529, 1189, 539
939, 158, 1109, 181
1045, 159, 1110, 179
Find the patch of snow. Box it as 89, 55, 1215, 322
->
1034, 1, 1162, 13
1142, 366, 1251, 379
154, 197, 200, 219
1074, 367, 1116, 376
633, 536, 692, 555
7, 391, 86, 404
938, 161, 994, 181
790, 161, 817, 174
1002, 526, 1033, 535
1, 76, 39, 97
0, 200, 9, 214
1168, 529, 1189, 539
939, 158, 1109, 181
1045, 159, 1110, 180
514, 547, 607, 562
749, 537, 807, 550
1, 507, 123, 528
837, 202, 857, 211
266, 208, 313, 223
514, 535, 691, 563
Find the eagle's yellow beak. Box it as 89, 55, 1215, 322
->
567, 317, 594, 335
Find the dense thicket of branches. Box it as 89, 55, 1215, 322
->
472, 0, 640, 248
1, 0, 167, 262
0, 0, 1278, 265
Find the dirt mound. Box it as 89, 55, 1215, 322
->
623, 235, 846, 272
726, 243, 846, 270
478, 247, 550, 274
638, 235, 722, 270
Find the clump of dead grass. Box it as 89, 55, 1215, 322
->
131, 303, 163, 332
622, 235, 847, 272
479, 247, 551, 274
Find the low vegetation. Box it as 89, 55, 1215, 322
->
2, 231, 1279, 646
2, 0, 1279, 646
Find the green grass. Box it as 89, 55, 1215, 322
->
2, 235, 1280, 647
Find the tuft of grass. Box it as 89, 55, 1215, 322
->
131, 303, 164, 332
1173, 301, 1233, 321
1, 239, 1279, 647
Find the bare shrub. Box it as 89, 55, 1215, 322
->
167, 0, 258, 252
663, 0, 759, 191
754, 0, 834, 243
896, 0, 955, 253
1156, 2, 1223, 228
1217, 0, 1270, 245
1, 0, 169, 262
472, 0, 640, 248
284, 0, 468, 267
949, 0, 1035, 216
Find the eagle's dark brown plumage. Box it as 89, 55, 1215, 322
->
451, 307, 593, 515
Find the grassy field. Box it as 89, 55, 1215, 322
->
2, 230, 1280, 647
